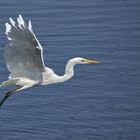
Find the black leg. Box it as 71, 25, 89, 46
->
0, 87, 21, 107
0, 92, 12, 107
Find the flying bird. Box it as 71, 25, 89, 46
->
0, 15, 100, 107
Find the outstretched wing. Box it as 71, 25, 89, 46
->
5, 15, 46, 81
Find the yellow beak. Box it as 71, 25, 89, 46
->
84, 59, 100, 64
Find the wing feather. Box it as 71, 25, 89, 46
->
5, 15, 46, 81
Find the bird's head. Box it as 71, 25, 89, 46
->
70, 57, 100, 65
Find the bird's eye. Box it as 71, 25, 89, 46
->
81, 60, 85, 62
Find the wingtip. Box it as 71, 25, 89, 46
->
9, 17, 16, 27
19, 14, 22, 18
18, 14, 23, 21
28, 20, 33, 33
5, 22, 11, 34
17, 14, 25, 29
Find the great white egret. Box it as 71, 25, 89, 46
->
0, 15, 100, 107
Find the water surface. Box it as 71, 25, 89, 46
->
0, 0, 140, 140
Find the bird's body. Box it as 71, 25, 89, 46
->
0, 15, 100, 107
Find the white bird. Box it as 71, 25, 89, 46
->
0, 15, 100, 107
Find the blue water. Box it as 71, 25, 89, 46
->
0, 0, 140, 139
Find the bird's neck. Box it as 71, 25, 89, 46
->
56, 60, 76, 83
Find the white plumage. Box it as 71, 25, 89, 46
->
0, 15, 100, 107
